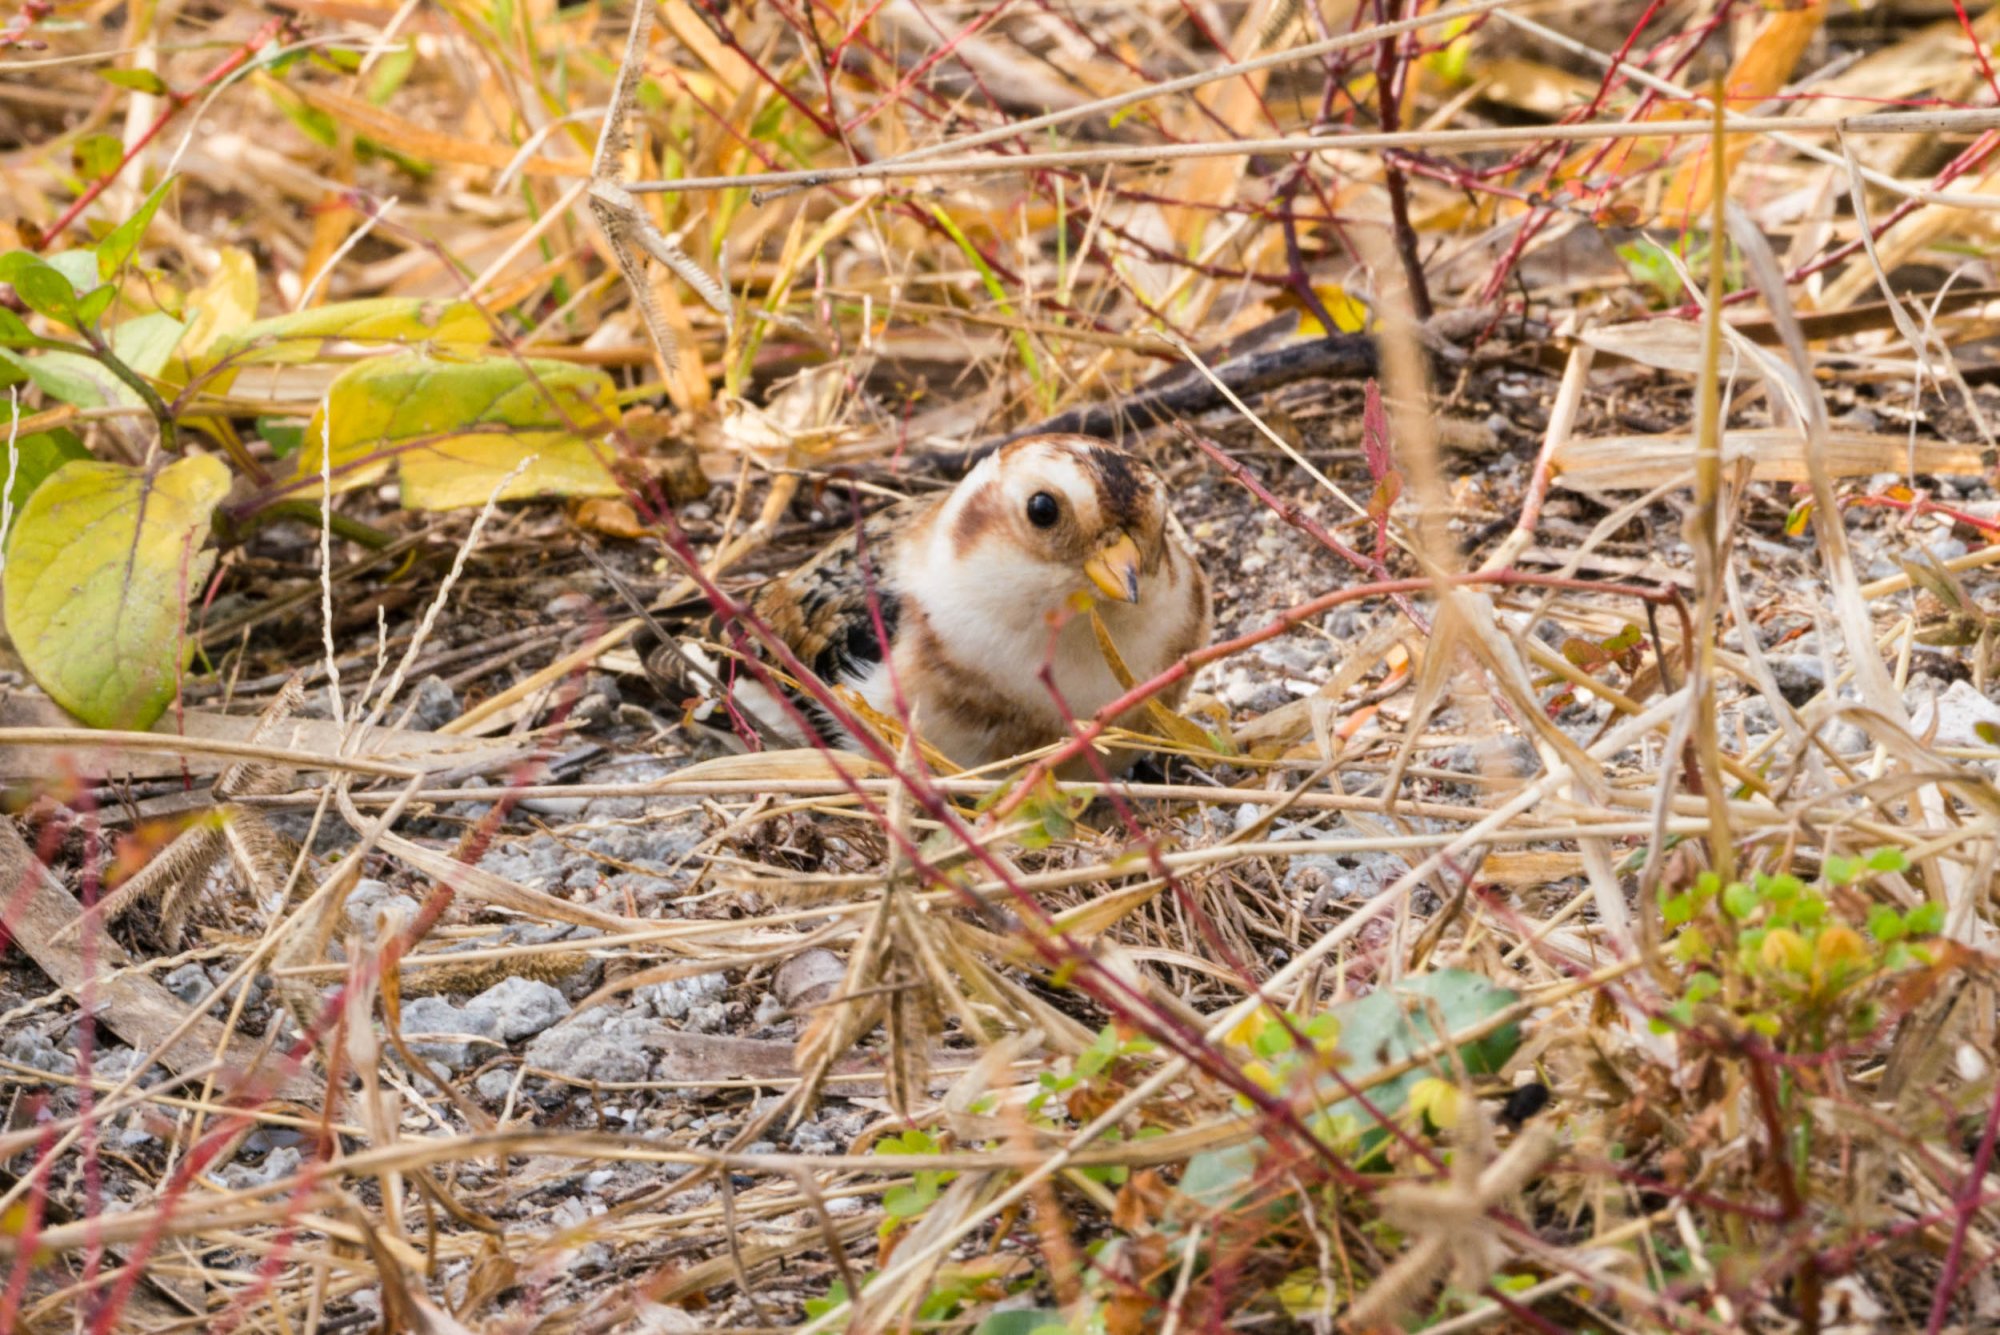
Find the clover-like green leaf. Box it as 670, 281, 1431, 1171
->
2, 452, 231, 729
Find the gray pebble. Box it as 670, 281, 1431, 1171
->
466, 977, 570, 1041
397, 996, 502, 1071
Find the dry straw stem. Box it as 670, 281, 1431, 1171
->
625, 108, 2000, 196
1686, 85, 1736, 884
1493, 7, 2000, 212
800, 693, 1698, 1334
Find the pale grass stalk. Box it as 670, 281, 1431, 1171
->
348, 455, 533, 747
1149, 328, 1373, 521
294, 194, 397, 312
1495, 8, 2000, 214
1687, 87, 1735, 883
0, 387, 19, 578
467, 179, 587, 296
0, 729, 420, 777
316, 406, 345, 729
796, 694, 1694, 1335
625, 108, 2000, 196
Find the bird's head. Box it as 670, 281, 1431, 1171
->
945, 435, 1170, 608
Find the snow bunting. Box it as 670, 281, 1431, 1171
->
668, 435, 1210, 770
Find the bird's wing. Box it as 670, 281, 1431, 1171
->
747, 507, 907, 688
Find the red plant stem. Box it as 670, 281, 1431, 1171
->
0, 0, 53, 50
1374, 0, 1432, 321
1844, 491, 2000, 542
0, 1113, 55, 1330
1925, 1065, 2000, 1332
36, 17, 288, 252
842, 0, 1021, 137
992, 569, 1692, 821
1743, 1033, 1819, 1335
1476, 0, 1712, 302
1949, 0, 2000, 107
1184, 428, 1382, 577
1181, 424, 1431, 632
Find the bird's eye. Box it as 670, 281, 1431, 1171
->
1026, 491, 1061, 529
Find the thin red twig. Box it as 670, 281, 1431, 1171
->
36, 17, 288, 252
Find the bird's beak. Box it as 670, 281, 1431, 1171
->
1083, 530, 1143, 604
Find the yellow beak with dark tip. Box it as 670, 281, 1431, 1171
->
1083, 531, 1144, 604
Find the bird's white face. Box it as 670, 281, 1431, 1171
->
939, 436, 1170, 615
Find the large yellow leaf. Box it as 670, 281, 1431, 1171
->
303, 352, 625, 511
178, 245, 261, 365
2, 453, 230, 730
201, 296, 487, 373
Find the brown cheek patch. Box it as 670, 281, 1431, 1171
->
950, 482, 1004, 562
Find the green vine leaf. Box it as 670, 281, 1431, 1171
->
2, 453, 230, 730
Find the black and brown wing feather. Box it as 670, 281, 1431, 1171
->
746, 509, 905, 692
645, 506, 913, 747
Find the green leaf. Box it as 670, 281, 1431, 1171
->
98, 176, 175, 279
3, 313, 184, 411
1721, 880, 1761, 920
257, 416, 306, 458
1866, 904, 1904, 943
975, 1311, 1069, 1335
0, 253, 80, 327
366, 43, 417, 105
45, 250, 100, 294
1904, 901, 1945, 936
803, 1282, 853, 1320
100, 67, 170, 95
1, 428, 89, 516
0, 307, 46, 348
305, 352, 623, 511
2, 453, 231, 730
1864, 847, 1909, 874
0, 347, 119, 409
882, 1179, 939, 1219
1179, 970, 1523, 1210
102, 66, 172, 95
110, 311, 187, 377
72, 133, 124, 183
74, 284, 117, 328
199, 296, 487, 374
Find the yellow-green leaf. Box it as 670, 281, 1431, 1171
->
177, 246, 261, 365
304, 352, 623, 511
2, 428, 90, 515
200, 296, 486, 372
2, 453, 230, 730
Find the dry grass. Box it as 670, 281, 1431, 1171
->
4, 0, 2000, 1332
